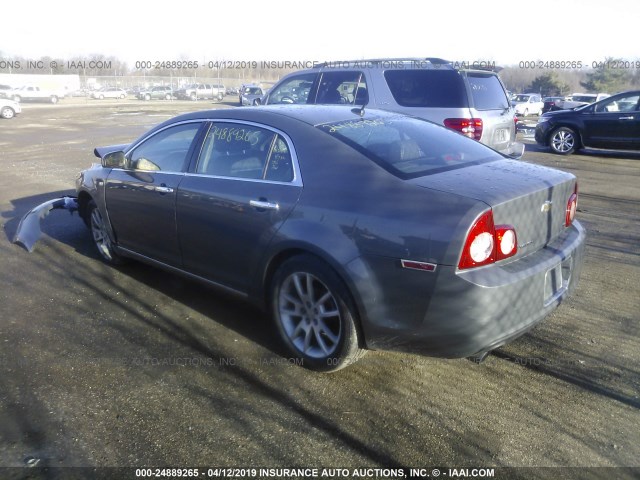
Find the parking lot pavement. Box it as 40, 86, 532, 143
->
0, 103, 638, 474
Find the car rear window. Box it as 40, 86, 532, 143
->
317, 115, 499, 179
384, 70, 467, 108
465, 73, 510, 110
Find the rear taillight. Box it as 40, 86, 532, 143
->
444, 118, 483, 141
459, 210, 517, 270
514, 115, 519, 125
566, 182, 578, 226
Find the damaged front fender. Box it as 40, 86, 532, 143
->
13, 196, 79, 252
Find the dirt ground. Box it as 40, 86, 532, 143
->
0, 98, 638, 479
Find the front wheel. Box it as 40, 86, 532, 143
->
88, 200, 125, 265
549, 127, 579, 155
271, 255, 366, 372
1, 107, 15, 119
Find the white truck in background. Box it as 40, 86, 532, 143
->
9, 85, 66, 104
555, 93, 610, 110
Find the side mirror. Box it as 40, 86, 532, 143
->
102, 151, 126, 169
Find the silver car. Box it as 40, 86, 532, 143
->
263, 58, 522, 156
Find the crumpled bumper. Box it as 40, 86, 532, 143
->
13, 196, 78, 252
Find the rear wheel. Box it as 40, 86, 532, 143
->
165, 93, 172, 100
50, 96, 59, 104
88, 200, 124, 265
271, 255, 366, 372
549, 127, 579, 155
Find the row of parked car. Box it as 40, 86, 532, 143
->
510, 92, 612, 117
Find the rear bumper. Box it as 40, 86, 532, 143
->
354, 221, 586, 357
497, 141, 525, 158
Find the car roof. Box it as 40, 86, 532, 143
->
157, 105, 402, 129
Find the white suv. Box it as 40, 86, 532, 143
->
262, 58, 522, 156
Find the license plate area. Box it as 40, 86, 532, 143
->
494, 128, 508, 143
544, 256, 572, 306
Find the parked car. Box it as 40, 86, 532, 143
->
535, 90, 640, 154
542, 96, 566, 113
138, 86, 175, 101
555, 93, 610, 110
8, 85, 65, 103
262, 58, 522, 156
175, 84, 225, 101
240, 85, 265, 105
90, 87, 127, 100
0, 84, 13, 99
512, 94, 544, 116
11, 105, 586, 372
1, 98, 21, 119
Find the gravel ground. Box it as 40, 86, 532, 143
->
0, 100, 638, 479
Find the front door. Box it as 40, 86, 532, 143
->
105, 121, 204, 266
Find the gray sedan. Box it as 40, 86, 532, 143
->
19, 106, 586, 371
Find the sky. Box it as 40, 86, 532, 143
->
1, 0, 638, 68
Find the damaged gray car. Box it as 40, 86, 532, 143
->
15, 105, 586, 371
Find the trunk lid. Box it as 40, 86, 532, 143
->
409, 159, 576, 260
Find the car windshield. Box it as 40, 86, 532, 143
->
466, 73, 510, 110
246, 88, 262, 95
317, 115, 499, 179
512, 95, 531, 102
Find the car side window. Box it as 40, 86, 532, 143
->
594, 94, 640, 113
197, 123, 294, 182
267, 73, 317, 104
128, 122, 201, 172
315, 71, 368, 105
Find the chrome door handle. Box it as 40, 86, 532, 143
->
155, 186, 174, 193
619, 116, 634, 120
250, 200, 279, 210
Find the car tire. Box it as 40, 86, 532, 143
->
99, 94, 105, 100
217, 93, 224, 101
87, 200, 125, 265
145, 94, 151, 101
1, 107, 15, 119
165, 94, 171, 100
190, 93, 197, 101
120, 94, 125, 99
549, 127, 579, 155
253, 98, 261, 106
50, 96, 58, 104
271, 255, 366, 372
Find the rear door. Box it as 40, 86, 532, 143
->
177, 121, 302, 292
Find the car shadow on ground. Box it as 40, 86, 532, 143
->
3, 190, 287, 360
